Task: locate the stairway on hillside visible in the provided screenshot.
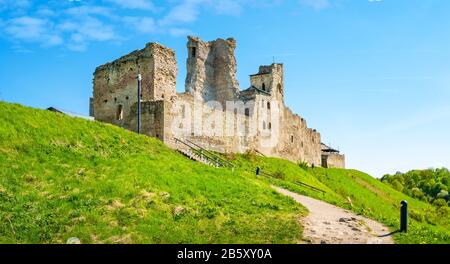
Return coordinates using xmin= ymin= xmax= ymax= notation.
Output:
xmin=174 ymin=138 xmax=234 ymax=170
xmin=177 ymin=146 xmax=219 ymax=167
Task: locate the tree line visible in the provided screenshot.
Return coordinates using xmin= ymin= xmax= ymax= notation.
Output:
xmin=381 ymin=168 xmax=450 ymax=207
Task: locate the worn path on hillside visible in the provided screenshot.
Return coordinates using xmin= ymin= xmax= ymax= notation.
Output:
xmin=273 ymin=186 xmax=394 ymax=244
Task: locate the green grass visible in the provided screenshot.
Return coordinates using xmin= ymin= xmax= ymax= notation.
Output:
xmin=2 ymin=101 xmax=449 ymax=244
xmin=308 ymin=168 xmax=450 ymax=244
xmin=228 ymin=152 xmax=450 ymax=244
xmin=0 ymin=102 xmax=305 ymax=244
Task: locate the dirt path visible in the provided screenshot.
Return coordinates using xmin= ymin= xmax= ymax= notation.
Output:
xmin=273 ymin=186 xmax=394 ymax=244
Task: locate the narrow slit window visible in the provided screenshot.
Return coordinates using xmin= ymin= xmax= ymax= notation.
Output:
xmin=116 ymin=105 xmax=123 ymax=121
xmin=181 ymin=105 xmax=186 ymax=118
xmin=290 ymin=135 xmax=294 ymax=143
xmin=267 ymin=102 xmax=271 ymax=109
xmin=191 ymin=47 xmax=196 ymax=57
xmin=245 ymin=108 xmax=250 ymax=116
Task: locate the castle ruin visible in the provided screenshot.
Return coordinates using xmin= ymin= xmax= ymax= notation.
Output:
xmin=91 ymin=36 xmax=345 ymax=168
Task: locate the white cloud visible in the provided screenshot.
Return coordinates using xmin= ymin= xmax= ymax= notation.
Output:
xmin=60 ymin=16 xmax=118 ymax=51
xmin=4 ymin=16 xmax=63 ymax=47
xmin=159 ymin=0 xmax=207 ymax=26
xmin=78 ymin=17 xmax=117 ymax=41
xmin=0 ymin=0 xmax=274 ymax=52
xmin=299 ymin=0 xmax=331 ymax=10
xmin=123 ymin=16 xmax=156 ymax=34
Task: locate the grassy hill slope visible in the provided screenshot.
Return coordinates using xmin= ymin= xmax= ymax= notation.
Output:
xmin=0 ymin=102 xmax=305 ymax=243
xmin=1 ymin=102 xmax=449 ymax=244
xmin=228 ymin=152 xmax=450 ymax=243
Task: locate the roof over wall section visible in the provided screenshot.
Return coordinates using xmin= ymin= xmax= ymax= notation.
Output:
xmin=240 ymin=86 xmax=271 ymax=96
xmin=321 ymin=143 xmax=340 ymax=153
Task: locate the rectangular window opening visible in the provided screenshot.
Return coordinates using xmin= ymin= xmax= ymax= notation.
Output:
xmin=116 ymin=105 xmax=124 ymax=121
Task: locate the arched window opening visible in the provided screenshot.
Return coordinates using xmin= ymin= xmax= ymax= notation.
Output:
xmin=191 ymin=47 xmax=196 ymax=57
xmin=268 ymin=122 xmax=272 ymax=130
xmin=267 ymin=102 xmax=271 ymax=109
xmin=277 ymin=83 xmax=282 ymax=94
xmin=262 ymin=83 xmax=266 ymax=91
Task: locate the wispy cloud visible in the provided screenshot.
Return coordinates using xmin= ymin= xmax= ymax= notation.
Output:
xmin=157 ymin=0 xmax=247 ymax=32
xmin=5 ymin=16 xmax=63 ymax=47
xmin=0 ymin=0 xmax=277 ymax=52
xmin=123 ymin=16 xmax=156 ymax=34
xmin=64 ymin=17 xmax=118 ymax=51
xmin=159 ymin=0 xmax=207 ymax=26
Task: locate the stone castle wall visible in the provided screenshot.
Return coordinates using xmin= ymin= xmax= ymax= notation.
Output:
xmin=92 ymin=36 xmax=344 ymax=168
xmin=322 ymin=153 xmax=346 ymax=168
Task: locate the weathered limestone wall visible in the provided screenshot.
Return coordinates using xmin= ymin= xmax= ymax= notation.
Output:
xmin=126 ymin=100 xmax=165 ymax=141
xmin=93 ymin=43 xmax=177 ymax=130
xmin=166 ymin=92 xmax=253 ymax=154
xmin=185 ymin=36 xmax=240 ymax=105
xmin=254 ymin=102 xmax=321 ymax=166
xmin=322 ymin=153 xmax=345 ymax=168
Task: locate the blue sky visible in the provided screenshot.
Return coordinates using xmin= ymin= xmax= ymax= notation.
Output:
xmin=1 ymin=0 xmax=449 ymax=177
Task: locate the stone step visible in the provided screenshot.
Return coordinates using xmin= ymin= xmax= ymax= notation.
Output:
xmin=176 ymin=145 xmax=224 ymax=168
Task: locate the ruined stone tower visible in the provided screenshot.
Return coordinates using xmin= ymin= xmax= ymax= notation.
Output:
xmin=92 ymin=43 xmax=177 ymax=139
xmin=249 ymin=63 xmax=284 ymax=102
xmin=185 ymin=36 xmax=240 ymax=105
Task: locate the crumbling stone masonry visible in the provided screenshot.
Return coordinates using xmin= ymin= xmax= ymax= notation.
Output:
xmin=91 ymin=36 xmax=345 ymax=168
